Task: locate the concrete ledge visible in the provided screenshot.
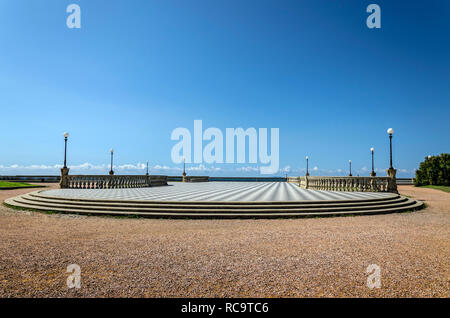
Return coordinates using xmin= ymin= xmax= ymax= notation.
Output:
xmin=0 ymin=185 xmax=46 ymax=191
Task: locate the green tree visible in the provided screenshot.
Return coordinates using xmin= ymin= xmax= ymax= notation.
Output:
xmin=415 ymin=153 xmax=450 ymax=186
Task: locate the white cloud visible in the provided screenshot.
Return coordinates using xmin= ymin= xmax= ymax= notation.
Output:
xmin=0 ymin=164 xmax=63 ymax=170
xmin=187 ymin=164 xmax=221 ymax=172
xmin=0 ymin=162 xmax=415 ymax=177
xmin=236 ymin=166 xmax=259 ymax=172
xmin=152 ymin=165 xmax=181 ymax=171
xmin=117 ymin=163 xmax=146 ymax=170
xmin=280 ymin=165 xmax=291 ymax=173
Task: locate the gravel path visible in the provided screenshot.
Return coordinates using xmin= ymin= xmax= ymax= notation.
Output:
xmin=0 ymin=185 xmax=448 ymax=297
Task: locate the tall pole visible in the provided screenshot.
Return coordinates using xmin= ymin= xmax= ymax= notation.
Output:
xmin=371 ymin=148 xmax=375 ymax=176
xmin=349 ymin=160 xmax=352 ymax=176
xmin=306 ymin=156 xmax=309 ymax=176
xmin=372 ymin=150 xmax=374 ymax=172
xmin=386 ymin=128 xmax=397 ymax=192
xmin=109 ymin=149 xmax=114 ymax=175
xmin=182 ymin=157 xmax=187 ymax=181
xmin=63 ymin=136 xmax=68 ymax=168
xmin=61 ymin=132 xmax=70 ymax=188
xmin=389 ymin=134 xmax=393 ymax=169
xmin=146 ymin=161 xmax=149 ymax=175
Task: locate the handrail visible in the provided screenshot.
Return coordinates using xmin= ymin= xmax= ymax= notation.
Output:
xmin=60 ymin=174 xmax=168 ymax=189
xmin=289 ymin=176 xmax=397 ymax=193
xmin=182 ymin=176 xmax=209 ymax=182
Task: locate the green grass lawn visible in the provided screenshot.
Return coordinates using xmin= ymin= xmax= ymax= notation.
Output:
xmin=421 ymin=185 xmax=450 ymax=193
xmin=0 ymin=181 xmax=42 ymax=189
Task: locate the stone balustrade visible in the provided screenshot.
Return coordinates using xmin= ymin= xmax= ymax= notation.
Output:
xmin=61 ymin=175 xmax=168 ymax=189
xmin=182 ymin=176 xmax=209 ymax=182
xmin=290 ymin=176 xmax=397 ymax=193
xmin=287 ymin=177 xmax=300 ymax=183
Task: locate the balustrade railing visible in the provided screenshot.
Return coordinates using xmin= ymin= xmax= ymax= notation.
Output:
xmin=60 ymin=173 xmax=396 ymax=193
xmin=287 ymin=177 xmax=300 ymax=183
xmin=61 ymin=175 xmax=168 ymax=189
xmin=182 ymin=176 xmax=209 ymax=182
xmin=294 ymin=176 xmax=397 ymax=193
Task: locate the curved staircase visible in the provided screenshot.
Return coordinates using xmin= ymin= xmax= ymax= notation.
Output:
xmin=4 ymin=190 xmax=424 ymax=219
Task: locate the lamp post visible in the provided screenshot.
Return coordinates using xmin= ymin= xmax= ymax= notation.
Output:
xmin=305 ymin=156 xmax=310 ymax=176
xmin=386 ymin=128 xmax=397 ymax=193
xmin=60 ymin=132 xmax=70 ymax=188
xmin=109 ymin=149 xmax=114 ymax=175
xmin=182 ymin=157 xmax=187 ymax=182
xmin=349 ymin=160 xmax=352 ymax=176
xmin=63 ymin=132 xmax=69 ymax=168
xmin=146 ymin=161 xmax=149 ymax=175
xmin=370 ymin=147 xmax=376 ymax=176
xmin=387 ymin=128 xmax=394 ymax=169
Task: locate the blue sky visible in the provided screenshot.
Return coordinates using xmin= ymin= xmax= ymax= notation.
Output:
xmin=0 ymin=0 xmax=449 ymax=177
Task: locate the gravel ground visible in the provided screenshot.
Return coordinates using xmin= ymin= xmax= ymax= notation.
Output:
xmin=0 ymin=185 xmax=448 ymax=298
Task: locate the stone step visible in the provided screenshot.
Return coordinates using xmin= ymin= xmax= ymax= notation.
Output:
xmin=4 ymin=196 xmax=424 ymax=219
xmin=21 ymin=193 xmax=408 ymax=210
xmin=29 ymin=191 xmax=401 ymax=205
xmin=15 ymin=196 xmax=415 ymax=213
xmin=7 ymin=194 xmax=421 ymax=215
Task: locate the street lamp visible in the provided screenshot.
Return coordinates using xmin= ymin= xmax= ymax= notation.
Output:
xmin=305 ymin=156 xmax=310 ymax=176
xmin=63 ymin=132 xmax=69 ymax=168
xmin=386 ymin=128 xmax=397 ymax=189
xmin=109 ymin=148 xmax=114 ymax=175
xmin=146 ymin=161 xmax=149 ymax=175
xmin=349 ymin=160 xmax=352 ymax=176
xmin=60 ymin=132 xmax=70 ymax=188
xmin=387 ymin=128 xmax=394 ymax=169
xmin=182 ymin=157 xmax=187 ymax=182
xmin=370 ymin=147 xmax=376 ymax=176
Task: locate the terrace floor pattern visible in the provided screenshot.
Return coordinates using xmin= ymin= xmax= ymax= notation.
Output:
xmin=41 ymin=182 xmax=393 ymax=202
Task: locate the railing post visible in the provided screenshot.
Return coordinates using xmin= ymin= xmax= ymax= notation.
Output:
xmin=60 ymin=167 xmax=70 ymax=188
xmin=386 ymin=168 xmax=398 ymax=193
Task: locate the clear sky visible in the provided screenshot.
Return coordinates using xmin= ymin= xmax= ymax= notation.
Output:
xmin=0 ymin=0 xmax=449 ymax=177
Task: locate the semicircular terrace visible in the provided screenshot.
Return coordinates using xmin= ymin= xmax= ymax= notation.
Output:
xmin=5 ymin=182 xmax=423 ymax=219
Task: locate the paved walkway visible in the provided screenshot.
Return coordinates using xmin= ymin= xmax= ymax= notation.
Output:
xmin=41 ymin=182 xmax=393 ymax=201
xmin=0 ymin=185 xmax=448 ymax=297
xmin=0 ymin=183 xmax=58 ymax=202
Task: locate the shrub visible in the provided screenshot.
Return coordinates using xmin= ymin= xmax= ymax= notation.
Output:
xmin=414 ymin=153 xmax=450 ymax=186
